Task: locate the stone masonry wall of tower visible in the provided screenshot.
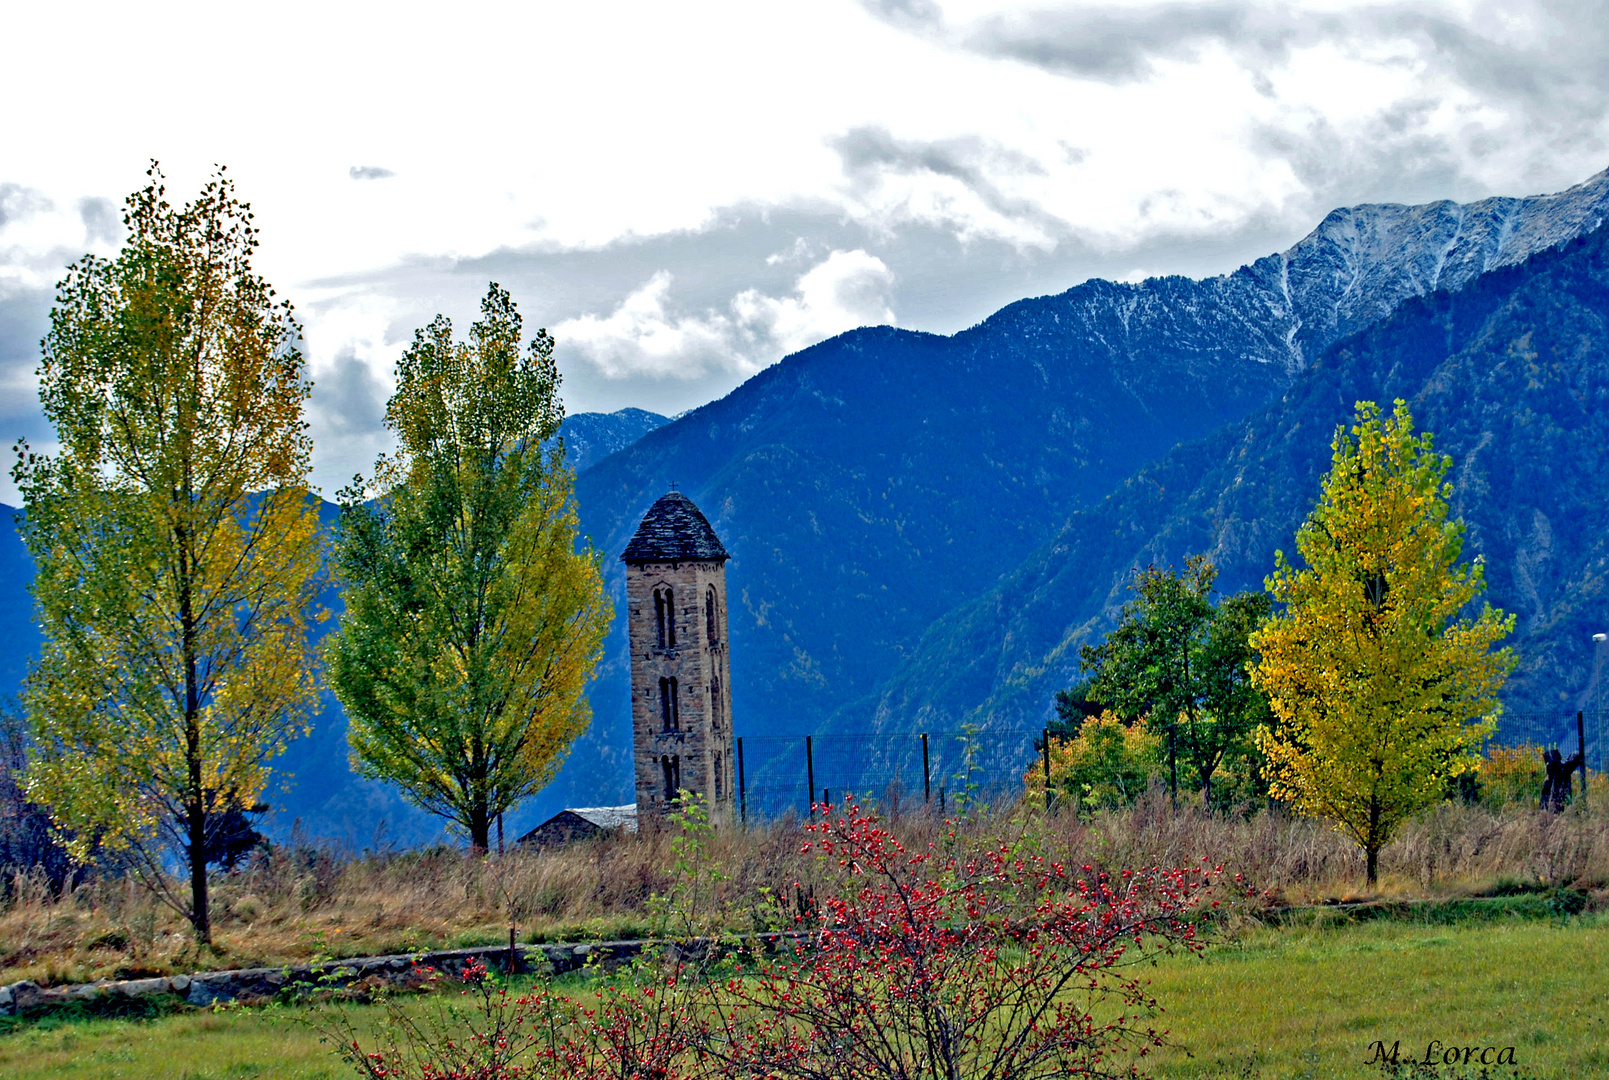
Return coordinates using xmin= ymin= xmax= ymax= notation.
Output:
xmin=625 ymin=561 xmax=735 ymax=824
xmin=621 ymin=491 xmax=735 ymax=827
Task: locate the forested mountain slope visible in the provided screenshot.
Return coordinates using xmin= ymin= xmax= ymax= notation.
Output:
xmin=557 ymin=170 xmax=1609 ymax=812
xmin=873 ymin=226 xmax=1609 ymax=744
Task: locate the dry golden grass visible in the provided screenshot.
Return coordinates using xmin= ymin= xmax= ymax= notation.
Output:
xmin=1057 ymin=777 xmax=1609 ymax=905
xmin=4 ymin=782 xmax=1608 ymax=989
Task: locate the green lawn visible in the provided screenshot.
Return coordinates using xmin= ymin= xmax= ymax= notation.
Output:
xmin=0 ymin=1008 xmax=346 ymax=1080
xmin=1 ymin=916 xmax=1603 ymax=1080
xmin=1139 ymin=915 xmax=1609 ymax=1079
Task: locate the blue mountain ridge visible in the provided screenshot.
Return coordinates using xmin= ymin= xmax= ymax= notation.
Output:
xmin=870 ymin=222 xmax=1609 ymax=766
xmin=556 ymin=168 xmax=1609 ymax=814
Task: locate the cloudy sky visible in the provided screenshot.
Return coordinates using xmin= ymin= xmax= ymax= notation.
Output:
xmin=2 ymin=0 xmax=1606 ymax=500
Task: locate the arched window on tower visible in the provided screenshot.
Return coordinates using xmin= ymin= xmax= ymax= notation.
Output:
xmin=714 ymin=751 xmax=723 ymax=800
xmin=711 ymin=677 xmax=721 ymax=732
xmin=669 ymin=678 xmax=680 ymax=730
xmin=659 ymin=677 xmax=677 ymax=732
xmin=653 ymin=588 xmax=667 ymax=647
xmin=666 ymin=587 xmax=676 ymax=646
xmin=706 ymin=586 xmax=718 ymax=645
xmin=661 ymin=755 xmax=675 ymax=803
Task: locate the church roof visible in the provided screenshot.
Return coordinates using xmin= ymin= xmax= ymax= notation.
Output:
xmin=621 ymin=490 xmax=730 ymax=563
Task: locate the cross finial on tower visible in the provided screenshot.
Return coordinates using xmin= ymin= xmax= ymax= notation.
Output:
xmin=669 ymin=480 xmax=679 ymax=492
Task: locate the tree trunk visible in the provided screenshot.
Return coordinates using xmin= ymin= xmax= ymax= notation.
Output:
xmin=188 ymin=773 xmax=210 ymax=944
xmin=185 ymin=706 xmax=211 ymax=943
xmin=1365 ymin=797 xmax=1382 ymax=888
xmin=468 ymin=803 xmax=491 ymax=853
xmin=178 ymin=529 xmax=211 ymax=945
xmin=1167 ymin=727 xmax=1178 ymax=809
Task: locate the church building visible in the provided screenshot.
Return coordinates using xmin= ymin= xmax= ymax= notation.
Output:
xmin=622 ymin=490 xmax=736 ymax=825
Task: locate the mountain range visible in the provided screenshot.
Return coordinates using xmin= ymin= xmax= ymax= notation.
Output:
xmin=561 ymin=167 xmax=1609 ymax=810
xmin=873 ymin=223 xmax=1609 ymax=745
xmin=4 ymin=168 xmax=1608 ymax=838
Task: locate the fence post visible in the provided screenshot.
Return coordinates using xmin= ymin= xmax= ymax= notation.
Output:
xmin=921 ymin=733 xmax=930 ymax=803
xmin=806 ymin=735 xmax=815 ymax=819
xmin=737 ymin=737 xmax=746 ymax=826
xmin=1580 ymin=712 xmax=1590 ymax=805
xmin=1042 ymin=727 xmax=1053 ymax=812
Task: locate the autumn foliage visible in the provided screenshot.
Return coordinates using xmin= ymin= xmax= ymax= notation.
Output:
xmin=14 ymin=164 xmax=323 ymax=944
xmin=1252 ymin=400 xmax=1514 ymax=885
xmin=326 ymin=284 xmax=611 ymax=852
xmin=1027 ymin=713 xmax=1161 ymax=814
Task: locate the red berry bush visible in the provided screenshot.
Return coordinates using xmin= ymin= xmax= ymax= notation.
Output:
xmin=319 ymin=799 xmax=1220 ymax=1080
xmin=706 ymin=800 xmax=1220 ymax=1079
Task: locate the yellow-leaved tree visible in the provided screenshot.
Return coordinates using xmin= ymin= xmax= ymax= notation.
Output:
xmin=326 ymin=284 xmax=611 ymax=851
xmin=13 ymin=165 xmax=323 ymax=943
xmin=1251 ymin=400 xmax=1514 ymax=886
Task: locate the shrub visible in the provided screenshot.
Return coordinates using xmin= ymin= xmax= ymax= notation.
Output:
xmin=319 ymin=800 xmax=1222 ymax=1080
xmin=1031 ymin=713 xmax=1162 ymax=814
xmin=710 ymin=799 xmax=1223 ymax=1080
xmin=1477 ymin=744 xmax=1545 ymax=808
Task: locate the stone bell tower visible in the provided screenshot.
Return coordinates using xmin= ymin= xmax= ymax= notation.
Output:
xmin=622 ymin=490 xmax=736 ymax=825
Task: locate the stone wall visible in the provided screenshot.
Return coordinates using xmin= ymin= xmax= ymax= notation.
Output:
xmin=0 ymin=932 xmax=804 ymax=1018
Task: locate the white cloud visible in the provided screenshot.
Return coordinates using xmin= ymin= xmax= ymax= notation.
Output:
xmin=556 ymin=250 xmax=896 ymax=381
xmin=0 ymin=184 xmax=121 ymax=295
xmin=4 ymin=0 xmax=1608 ymax=476
xmin=733 ymin=249 xmax=897 ymax=358
xmin=13 ymin=0 xmax=1598 ymax=297
xmin=766 ymin=237 xmax=816 ymax=266
xmin=555 ymin=273 xmax=736 ymax=380
xmin=301 ymin=291 xmax=406 ymax=490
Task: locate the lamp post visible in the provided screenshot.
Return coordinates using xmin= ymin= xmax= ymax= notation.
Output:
xmin=1594 ymin=634 xmax=1607 ymax=775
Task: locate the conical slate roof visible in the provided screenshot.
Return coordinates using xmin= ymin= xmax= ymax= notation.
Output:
xmin=621 ymin=491 xmax=730 ymax=563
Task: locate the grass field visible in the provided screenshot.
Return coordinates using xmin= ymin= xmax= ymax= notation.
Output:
xmin=1 ymin=912 xmax=1602 ymax=1080
xmin=1143 ymin=914 xmax=1609 ymax=1079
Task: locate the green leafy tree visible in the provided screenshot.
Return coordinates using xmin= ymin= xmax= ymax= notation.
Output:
xmin=1251 ymin=400 xmax=1514 ymax=885
xmin=1079 ymin=556 xmax=1268 ymax=804
xmin=1198 ymin=590 xmax=1274 ymax=801
xmin=13 ymin=165 xmax=322 ymax=943
xmin=326 ymin=284 xmax=611 ymax=851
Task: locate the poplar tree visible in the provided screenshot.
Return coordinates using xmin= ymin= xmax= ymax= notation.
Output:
xmin=326 ymin=284 xmax=610 ymax=850
xmin=1251 ymin=400 xmax=1514 ymax=885
xmin=13 ymin=165 xmax=323 ymax=943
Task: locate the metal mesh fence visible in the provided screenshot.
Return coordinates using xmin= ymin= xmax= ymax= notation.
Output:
xmin=1494 ymin=710 xmax=1607 ymax=771
xmin=733 ymin=728 xmax=1043 ymax=822
xmin=726 ymin=711 xmax=1609 ymax=823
